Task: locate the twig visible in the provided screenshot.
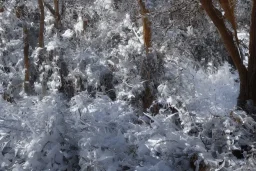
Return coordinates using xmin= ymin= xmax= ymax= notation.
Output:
xmin=132 ymin=27 xmax=143 ymax=44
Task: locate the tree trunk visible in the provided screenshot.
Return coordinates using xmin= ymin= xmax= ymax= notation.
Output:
xmin=248 ymin=0 xmax=256 ymax=105
xmin=138 ymin=0 xmax=155 ymax=111
xmin=54 ymin=0 xmax=61 ymax=30
xmin=200 ymin=0 xmax=249 ymax=106
xmin=23 ymin=25 xmax=30 ymax=94
xmin=38 ymin=0 xmax=44 ymax=47
xmin=138 ymin=0 xmax=151 ymax=54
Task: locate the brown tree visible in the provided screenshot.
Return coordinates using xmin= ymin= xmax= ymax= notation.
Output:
xmin=138 ymin=0 xmax=155 ymax=111
xmin=54 ymin=0 xmax=61 ymax=30
xmin=45 ymin=0 xmax=61 ymax=30
xmin=38 ymin=0 xmax=44 ymax=47
xmin=16 ymin=5 xmax=33 ymax=94
xmin=200 ymin=0 xmax=256 ymax=108
xmin=138 ymin=0 xmax=152 ymax=54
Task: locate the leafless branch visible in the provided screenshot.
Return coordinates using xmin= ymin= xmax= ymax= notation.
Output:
xmin=44 ymin=2 xmax=55 ymax=16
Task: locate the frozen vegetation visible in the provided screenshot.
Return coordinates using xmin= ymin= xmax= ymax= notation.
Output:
xmin=0 ymin=0 xmax=256 ymax=170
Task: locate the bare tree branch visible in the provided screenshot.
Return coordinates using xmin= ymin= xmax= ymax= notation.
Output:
xmin=44 ymin=2 xmax=55 ymax=16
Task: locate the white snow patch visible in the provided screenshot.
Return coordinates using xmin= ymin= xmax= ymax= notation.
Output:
xmin=62 ymin=29 xmax=74 ymax=39
xmin=74 ymin=16 xmax=84 ymax=36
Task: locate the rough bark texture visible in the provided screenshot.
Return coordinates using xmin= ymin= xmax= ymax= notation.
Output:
xmin=54 ymin=0 xmax=61 ymax=30
xmin=16 ymin=5 xmax=34 ymax=94
xmin=200 ymin=0 xmax=249 ymax=106
xmin=248 ymin=0 xmax=256 ymax=105
xmin=138 ymin=0 xmax=155 ymax=111
xmin=218 ymin=0 xmax=241 ymax=55
xmin=138 ymin=0 xmax=151 ymax=54
xmin=38 ymin=0 xmax=44 ymax=47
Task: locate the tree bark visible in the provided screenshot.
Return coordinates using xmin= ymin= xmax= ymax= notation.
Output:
xmin=138 ymin=0 xmax=156 ymax=111
xmin=16 ymin=4 xmax=33 ymax=94
xmin=200 ymin=0 xmax=248 ymax=106
xmin=23 ymin=25 xmax=30 ymax=94
xmin=38 ymin=0 xmax=44 ymax=47
xmin=248 ymin=0 xmax=256 ymax=105
xmin=54 ymin=0 xmax=61 ymax=30
xmin=138 ymin=0 xmax=151 ymax=54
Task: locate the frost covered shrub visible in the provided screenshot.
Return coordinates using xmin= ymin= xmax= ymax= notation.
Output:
xmin=0 ymin=10 xmax=25 ymax=97
xmin=157 ymin=61 xmax=239 ymax=116
xmin=0 ymin=0 xmax=255 ymax=171
xmin=197 ymin=110 xmax=256 ymax=170
xmin=1 ymin=91 xmax=255 ymax=171
xmin=0 ymin=93 xmax=80 ymax=170
xmin=70 ymin=92 xmax=229 ymax=170
xmin=70 ymin=93 xmax=137 ymax=170
xmin=149 ymin=0 xmax=228 ymax=70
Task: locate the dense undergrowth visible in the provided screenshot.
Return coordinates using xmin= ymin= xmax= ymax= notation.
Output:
xmin=1 ymin=64 xmax=256 ymax=171
xmin=0 ymin=0 xmax=256 ymax=170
